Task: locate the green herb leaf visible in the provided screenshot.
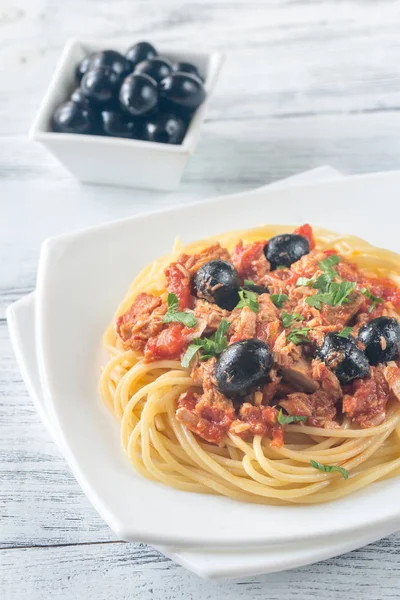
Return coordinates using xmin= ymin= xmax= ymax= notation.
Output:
xmin=360 ymin=287 xmax=384 ymax=313
xmin=287 ymin=327 xmax=310 ymax=345
xmin=281 ymin=311 xmax=304 ymax=328
xmin=181 ymin=319 xmax=230 ymax=368
xmin=235 ymin=289 xmax=259 ymax=313
xmin=312 ymin=273 xmax=332 ymax=293
xmin=244 ymin=279 xmax=256 ymax=286
xmin=296 ymin=277 xmax=313 ymax=287
xmin=213 ymin=318 xmax=230 ymax=350
xmin=181 ymin=344 xmax=202 ymax=368
xmin=337 ymin=326 xmax=353 ymax=338
xmin=306 ymin=281 xmax=356 ymax=310
xmin=270 ymin=293 xmax=289 ymax=308
xmin=163 ymin=293 xmax=197 ymax=327
xmin=310 ymin=460 xmax=349 ymax=479
xmin=319 ymin=255 xmax=341 ymax=278
xmin=277 ymin=409 xmax=307 ymax=425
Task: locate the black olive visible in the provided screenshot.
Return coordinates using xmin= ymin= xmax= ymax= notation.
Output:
xmin=51 ymin=101 xmax=98 ymax=134
xmin=319 ymin=333 xmax=370 ymax=384
xmin=90 ymin=50 xmax=132 ymax=78
xmin=215 ymin=339 xmax=273 ymax=397
xmin=358 ymin=317 xmax=400 ymax=365
xmin=135 ymin=57 xmax=172 ymax=83
xmin=119 ymin=73 xmax=158 ymax=116
xmin=81 ymin=67 xmax=121 ymax=106
xmin=101 ymin=110 xmax=141 ymax=139
xmin=125 ymin=41 xmax=158 ymax=68
xmin=264 ymin=234 xmax=310 ymax=270
xmin=143 ymin=111 xmax=187 ymax=145
xmin=70 ymin=87 xmax=91 ymax=106
xmin=159 ymin=72 xmax=206 ymax=109
xmin=75 ymin=54 xmax=94 ymax=82
xmin=242 ymin=283 xmax=269 ymax=295
xmin=193 ymin=260 xmax=240 ymax=310
xmin=172 ymin=61 xmax=203 ymax=81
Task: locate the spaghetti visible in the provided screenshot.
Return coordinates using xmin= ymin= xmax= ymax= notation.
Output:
xmin=99 ymin=225 xmax=400 ymax=504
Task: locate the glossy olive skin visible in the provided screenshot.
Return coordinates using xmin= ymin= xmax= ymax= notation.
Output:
xmin=90 ymin=50 xmax=131 ymax=77
xmin=142 ymin=112 xmax=187 ymax=144
xmin=125 ymin=41 xmax=157 ymax=68
xmin=265 ymin=234 xmax=310 ymax=270
xmin=135 ymin=57 xmax=172 ymax=83
xmin=194 ymin=260 xmax=240 ymax=310
xmin=81 ymin=67 xmax=120 ymax=105
xmin=101 ymin=110 xmax=141 ymax=139
xmin=119 ymin=73 xmax=158 ymax=116
xmin=172 ymin=61 xmax=203 ymax=80
xmin=70 ymin=87 xmax=91 ymax=106
xmin=75 ymin=54 xmax=93 ymax=82
xmin=51 ymin=101 xmax=98 ymax=134
xmin=319 ymin=333 xmax=370 ymax=384
xmin=358 ymin=317 xmax=400 ymax=365
xmin=159 ymin=72 xmax=206 ymax=109
xmin=215 ymin=339 xmax=273 ymax=397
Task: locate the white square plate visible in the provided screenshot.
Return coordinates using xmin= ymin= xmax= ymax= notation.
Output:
xmin=35 ymin=169 xmax=400 ymax=548
xmin=8 ymin=290 xmax=395 ymax=580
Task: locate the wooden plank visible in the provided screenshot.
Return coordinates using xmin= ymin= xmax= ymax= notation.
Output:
xmin=2 ymin=536 xmax=400 ymax=600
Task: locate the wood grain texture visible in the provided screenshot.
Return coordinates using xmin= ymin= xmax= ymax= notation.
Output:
xmin=2 ymin=0 xmax=400 ymax=597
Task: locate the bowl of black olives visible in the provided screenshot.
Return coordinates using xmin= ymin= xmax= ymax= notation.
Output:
xmin=30 ymin=38 xmax=224 ymax=190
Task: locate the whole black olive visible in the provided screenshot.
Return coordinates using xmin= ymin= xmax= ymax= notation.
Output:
xmin=75 ymin=54 xmax=94 ymax=82
xmin=101 ymin=110 xmax=141 ymax=139
xmin=194 ymin=260 xmax=240 ymax=310
xmin=358 ymin=317 xmax=400 ymax=365
xmin=172 ymin=61 xmax=203 ymax=81
xmin=215 ymin=339 xmax=273 ymax=397
xmin=135 ymin=57 xmax=172 ymax=83
xmin=319 ymin=333 xmax=370 ymax=384
xmin=119 ymin=73 xmax=158 ymax=116
xmin=264 ymin=234 xmax=310 ymax=270
xmin=90 ymin=50 xmax=132 ymax=78
xmin=70 ymin=87 xmax=91 ymax=106
xmin=142 ymin=112 xmax=187 ymax=144
xmin=125 ymin=41 xmax=157 ymax=68
xmin=159 ymin=72 xmax=206 ymax=109
xmin=81 ymin=67 xmax=120 ymax=106
xmin=51 ymin=101 xmax=98 ymax=135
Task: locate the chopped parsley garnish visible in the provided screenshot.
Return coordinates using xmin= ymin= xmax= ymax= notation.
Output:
xmin=235 ymin=288 xmax=259 ymax=313
xmin=281 ymin=311 xmax=304 ymax=328
xmin=163 ymin=293 xmax=197 ymax=327
xmin=337 ymin=326 xmax=353 ymax=338
xmin=181 ymin=319 xmax=230 ymax=368
xmin=244 ymin=279 xmax=256 ymax=286
xmin=312 ymin=273 xmax=332 ymax=293
xmin=287 ymin=327 xmax=310 ymax=345
xmin=310 ymin=460 xmax=349 ymax=480
xmin=319 ymin=254 xmax=341 ymax=278
xmin=306 ymin=281 xmax=356 ymax=310
xmin=270 ymin=293 xmax=289 ymax=308
xmin=296 ymin=277 xmax=313 ymax=287
xmin=277 ymin=410 xmax=307 ymax=425
xmin=360 ymin=287 xmax=384 ymax=313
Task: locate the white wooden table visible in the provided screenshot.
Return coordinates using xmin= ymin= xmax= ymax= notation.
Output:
xmin=2 ymin=1 xmax=400 ymax=598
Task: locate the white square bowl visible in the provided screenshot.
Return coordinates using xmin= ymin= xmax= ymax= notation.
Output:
xmin=33 ymin=170 xmax=400 ymax=549
xmin=29 ymin=38 xmax=224 ymax=191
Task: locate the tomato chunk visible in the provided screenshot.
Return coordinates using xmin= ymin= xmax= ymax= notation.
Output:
xmin=165 ymin=263 xmax=192 ymax=310
xmin=145 ymin=324 xmax=186 ymax=361
xmin=294 ymin=224 xmax=315 ymax=251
